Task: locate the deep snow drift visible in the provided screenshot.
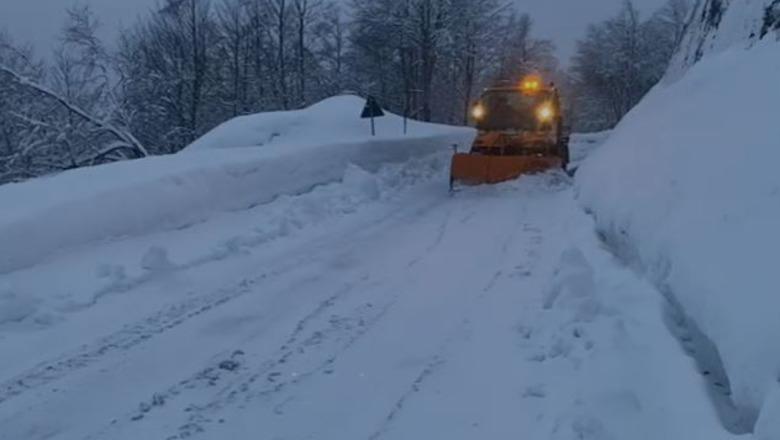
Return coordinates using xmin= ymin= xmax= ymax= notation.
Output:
xmin=0 ymin=96 xmax=473 ymax=276
xmin=578 ymin=28 xmax=780 ymax=440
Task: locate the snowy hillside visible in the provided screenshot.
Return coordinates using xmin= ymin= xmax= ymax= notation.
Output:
xmin=578 ymin=2 xmax=780 ymax=437
xmin=0 ymin=96 xmax=473 ymax=275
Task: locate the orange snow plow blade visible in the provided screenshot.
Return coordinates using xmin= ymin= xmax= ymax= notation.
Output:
xmin=450 ymin=153 xmax=562 ymax=186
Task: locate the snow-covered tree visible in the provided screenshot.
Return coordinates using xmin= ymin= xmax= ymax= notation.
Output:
xmin=491 ymin=12 xmax=557 ymax=83
xmin=215 ymin=0 xmax=252 ymax=118
xmin=570 ymin=0 xmax=692 ymax=131
xmin=441 ymin=0 xmax=506 ymax=124
xmin=120 ymin=0 xmax=217 ymax=150
xmin=0 ymin=7 xmax=146 ymax=184
xmin=0 ymin=31 xmax=47 ymax=183
xmin=312 ymin=3 xmax=349 ymax=97
xmin=654 ymin=0 xmax=693 ymax=47
xmin=349 ymin=1 xmax=557 ymax=124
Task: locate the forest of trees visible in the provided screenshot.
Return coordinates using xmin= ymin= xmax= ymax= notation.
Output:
xmin=0 ymin=0 xmax=689 ymax=184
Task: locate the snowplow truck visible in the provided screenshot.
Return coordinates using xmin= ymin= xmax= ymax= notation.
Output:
xmin=450 ymin=77 xmax=569 ymax=189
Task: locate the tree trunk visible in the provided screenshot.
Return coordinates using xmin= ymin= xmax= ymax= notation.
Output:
xmin=277 ymin=0 xmax=289 ymax=109
xmin=189 ymin=0 xmax=203 ymax=141
xmin=296 ymin=0 xmax=307 ymax=107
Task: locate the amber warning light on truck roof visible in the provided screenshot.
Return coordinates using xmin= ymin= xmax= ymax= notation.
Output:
xmin=520 ymin=76 xmax=542 ymax=92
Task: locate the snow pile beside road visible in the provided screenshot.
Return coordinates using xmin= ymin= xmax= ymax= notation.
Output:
xmin=568 ymin=131 xmax=610 ymax=171
xmin=0 ymin=152 xmax=451 ymax=330
xmin=0 ymin=96 xmax=474 ymax=274
xmin=185 ymin=95 xmax=449 ymax=152
xmin=577 ymin=40 xmax=780 ymax=433
xmin=534 ymin=193 xmax=736 ymax=440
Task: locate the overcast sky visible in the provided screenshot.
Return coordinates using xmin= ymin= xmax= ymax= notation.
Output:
xmin=0 ymin=0 xmax=668 ymax=64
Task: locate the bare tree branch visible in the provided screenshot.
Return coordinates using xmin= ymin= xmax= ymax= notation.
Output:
xmin=0 ymin=63 xmax=148 ymax=157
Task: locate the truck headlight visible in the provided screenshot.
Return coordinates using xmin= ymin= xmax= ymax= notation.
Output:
xmin=537 ymin=103 xmax=554 ymax=122
xmin=472 ymin=104 xmax=486 ymax=120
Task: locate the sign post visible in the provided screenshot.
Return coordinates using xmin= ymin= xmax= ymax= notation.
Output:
xmin=403 ymin=89 xmax=422 ymax=135
xmin=361 ymin=96 xmax=385 ymax=136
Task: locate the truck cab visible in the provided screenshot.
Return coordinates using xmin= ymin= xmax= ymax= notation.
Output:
xmin=470 ymin=78 xmax=566 ymax=158
xmin=449 ymin=76 xmax=570 ymax=189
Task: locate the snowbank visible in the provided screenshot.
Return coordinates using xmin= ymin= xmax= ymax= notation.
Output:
xmin=0 ymin=96 xmax=474 ymax=274
xmin=568 ymin=131 xmax=610 ymax=170
xmin=577 ymin=40 xmax=780 ymax=432
xmin=185 ymin=95 xmax=441 ymax=152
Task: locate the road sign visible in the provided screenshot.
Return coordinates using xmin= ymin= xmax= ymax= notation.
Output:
xmin=361 ymin=96 xmax=384 ymax=136
xmin=361 ymin=96 xmax=385 ymax=119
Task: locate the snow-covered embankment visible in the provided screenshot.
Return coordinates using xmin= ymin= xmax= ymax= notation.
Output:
xmin=577 ymin=1 xmax=780 ymax=436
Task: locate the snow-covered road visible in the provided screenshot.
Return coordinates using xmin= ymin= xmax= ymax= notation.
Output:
xmin=0 ymin=153 xmax=736 ymax=440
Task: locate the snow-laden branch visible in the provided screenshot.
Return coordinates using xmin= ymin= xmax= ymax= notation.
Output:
xmin=1 ymin=135 xmax=51 ymax=168
xmin=80 ymin=141 xmax=137 ymax=166
xmin=0 ymin=63 xmax=149 ymax=157
xmin=9 ymin=111 xmax=53 ymax=130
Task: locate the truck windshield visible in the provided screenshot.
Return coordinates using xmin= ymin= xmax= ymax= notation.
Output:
xmin=477 ymin=90 xmax=550 ymax=131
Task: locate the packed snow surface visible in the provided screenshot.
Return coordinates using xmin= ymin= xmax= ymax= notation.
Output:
xmin=578 ymin=40 xmax=780 ymax=435
xmin=0 ymin=160 xmax=736 ymax=440
xmin=0 ymin=96 xmax=473 ymax=275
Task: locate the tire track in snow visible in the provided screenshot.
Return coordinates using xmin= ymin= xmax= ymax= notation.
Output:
xmin=87 ymin=178 xmax=561 ymax=439
xmin=155 ymin=178 xmax=557 ymax=440
xmin=78 ymin=268 xmax=390 ymax=440
xmin=366 ymin=314 xmax=479 ymax=440
xmin=93 ymin=279 xmax=371 ymax=436
xmin=406 ymin=209 xmax=452 ymax=269
xmin=367 ymin=195 xmax=551 ymax=440
xmin=105 ymin=206 xmax=452 ymax=438
xmin=368 ymin=355 xmax=447 ymax=440
xmin=405 ymin=192 xmax=485 ymax=269
xmin=168 ymin=285 xmax=403 ymax=439
xmin=152 ymin=201 xmax=466 ymax=439
xmin=0 ymin=274 xmax=272 ymax=407
xmin=0 ymin=184 xmax=451 ymax=410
